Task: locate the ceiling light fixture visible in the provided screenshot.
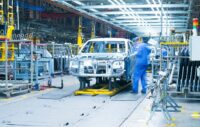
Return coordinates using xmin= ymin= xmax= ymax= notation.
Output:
xmin=117 ymin=0 xmax=151 ymax=27
xmin=108 ymin=0 xmax=140 ymax=27
xmin=73 ymin=0 xmax=84 ymax=6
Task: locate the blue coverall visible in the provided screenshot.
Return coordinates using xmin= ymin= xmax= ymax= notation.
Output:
xmin=132 ymin=43 xmax=151 ymax=93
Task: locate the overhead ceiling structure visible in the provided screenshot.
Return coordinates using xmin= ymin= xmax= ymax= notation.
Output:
xmin=52 ymin=0 xmax=193 ymax=36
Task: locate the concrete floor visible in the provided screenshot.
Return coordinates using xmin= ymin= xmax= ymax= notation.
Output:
xmin=0 ymin=76 xmax=200 ymax=127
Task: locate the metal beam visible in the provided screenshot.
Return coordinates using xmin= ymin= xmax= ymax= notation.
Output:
xmin=114 ymin=16 xmax=188 ymax=20
xmin=132 ymin=28 xmax=187 ymax=30
xmin=64 ymin=0 xmax=132 ymax=2
xmin=125 ymin=24 xmax=186 ymax=27
xmin=94 ymin=11 xmax=188 ymax=15
xmin=78 ymin=4 xmax=189 ymax=9
xmin=115 ymin=20 xmax=187 ymax=23
xmin=54 ymin=1 xmax=134 ymax=33
xmin=119 ymin=24 xmax=187 ymax=27
xmin=53 ymin=0 xmax=190 ymax=36
xmin=127 ymin=26 xmax=186 ymax=28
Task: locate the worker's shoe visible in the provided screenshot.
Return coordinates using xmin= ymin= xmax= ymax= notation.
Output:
xmin=131 ymin=90 xmax=138 ymax=94
xmin=141 ymin=90 xmax=146 ymax=94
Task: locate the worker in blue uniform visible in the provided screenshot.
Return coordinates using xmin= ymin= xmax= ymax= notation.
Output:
xmin=132 ymin=37 xmax=151 ymax=94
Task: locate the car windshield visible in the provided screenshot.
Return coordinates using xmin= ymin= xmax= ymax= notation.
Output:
xmin=81 ymin=41 xmax=126 ymax=53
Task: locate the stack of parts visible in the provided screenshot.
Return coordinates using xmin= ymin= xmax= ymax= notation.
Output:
xmin=177 ymin=48 xmax=200 ymax=93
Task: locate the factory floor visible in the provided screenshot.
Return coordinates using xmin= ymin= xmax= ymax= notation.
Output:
xmin=0 ymin=76 xmax=199 ymax=127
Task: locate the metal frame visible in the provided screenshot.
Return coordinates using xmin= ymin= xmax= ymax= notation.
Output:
xmin=0 ymin=40 xmax=33 ymax=97
xmin=69 ymin=38 xmax=130 ymax=78
xmin=153 ymin=41 xmax=200 ymax=99
xmin=70 ymin=38 xmax=134 ymax=95
xmin=77 ymin=4 xmax=189 ymax=9
xmin=52 ymin=0 xmax=192 ymax=36
xmin=32 ymin=44 xmax=53 ymax=90
xmin=13 ymin=43 xmax=53 ymax=90
xmin=147 ymin=71 xmax=181 ymax=124
xmin=47 ymin=43 xmax=72 ymax=75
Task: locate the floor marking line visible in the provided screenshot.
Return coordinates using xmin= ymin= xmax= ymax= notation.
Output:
xmin=118 ymin=94 xmax=148 ymax=127
xmin=0 ymin=88 xmax=54 ymax=106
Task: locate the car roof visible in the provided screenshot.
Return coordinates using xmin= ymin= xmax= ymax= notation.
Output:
xmin=88 ymin=38 xmax=130 ymax=42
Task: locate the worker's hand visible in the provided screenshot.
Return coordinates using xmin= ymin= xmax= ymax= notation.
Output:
xmin=129 ymin=51 xmax=137 ymax=58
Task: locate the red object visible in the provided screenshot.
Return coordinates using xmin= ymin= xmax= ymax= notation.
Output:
xmin=193 ymin=18 xmax=199 ymax=26
xmin=193 ymin=18 xmax=198 ymax=22
xmin=0 ymin=38 xmax=10 ymax=41
xmin=41 ymin=12 xmax=77 ymax=19
xmin=117 ymin=31 xmax=126 ymax=37
xmin=40 ymin=85 xmax=48 ymax=90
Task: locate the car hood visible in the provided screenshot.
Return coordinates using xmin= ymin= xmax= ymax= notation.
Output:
xmin=75 ymin=53 xmax=126 ymax=60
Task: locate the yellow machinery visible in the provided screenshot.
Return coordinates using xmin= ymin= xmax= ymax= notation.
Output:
xmin=160 ymin=42 xmax=188 ymax=46
xmin=91 ymin=21 xmax=95 ymax=39
xmin=89 ymin=21 xmax=96 ymax=53
xmin=0 ymin=0 xmax=15 ymax=61
xmin=77 ymin=16 xmax=83 ymax=48
xmin=0 ymin=0 xmax=4 ymax=25
xmin=74 ymin=83 xmax=131 ymax=96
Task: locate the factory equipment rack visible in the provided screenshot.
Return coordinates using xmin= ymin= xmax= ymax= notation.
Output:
xmin=14 ymin=43 xmax=53 ymax=90
xmin=151 ymin=54 xmax=160 ymax=79
xmin=0 ymin=39 xmax=33 ymax=97
xmin=68 ymin=43 xmax=79 ymax=56
xmin=156 ymin=41 xmax=200 ymax=99
xmin=47 ymin=43 xmax=72 ymax=76
xmin=147 ymin=42 xmax=187 ymax=124
xmin=148 ymin=70 xmax=181 ymax=124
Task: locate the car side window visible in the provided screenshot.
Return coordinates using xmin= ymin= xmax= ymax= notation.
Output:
xmin=129 ymin=41 xmax=134 ymax=47
xmin=127 ymin=41 xmax=132 ymax=54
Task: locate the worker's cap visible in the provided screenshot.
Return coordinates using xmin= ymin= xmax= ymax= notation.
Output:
xmin=132 ymin=37 xmax=140 ymax=42
xmin=143 ymin=37 xmax=150 ymax=43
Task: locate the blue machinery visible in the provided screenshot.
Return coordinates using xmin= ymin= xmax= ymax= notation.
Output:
xmin=0 ymin=0 xmax=35 ymax=97
xmin=47 ymin=43 xmax=72 ymax=76
xmin=0 ymin=40 xmax=33 ymax=97
xmin=0 ymin=41 xmax=79 ymax=97
xmin=157 ymin=42 xmax=200 ymax=98
xmin=14 ymin=43 xmax=53 ymax=90
xmin=148 ymin=40 xmax=200 ymax=124
xmin=147 ymin=70 xmax=181 ymax=124
xmin=0 ymin=40 xmax=54 ymax=97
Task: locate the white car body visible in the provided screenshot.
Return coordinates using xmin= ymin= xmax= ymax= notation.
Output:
xmin=69 ymin=38 xmax=134 ymax=80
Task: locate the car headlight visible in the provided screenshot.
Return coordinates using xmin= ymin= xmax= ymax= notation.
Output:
xmin=79 ymin=61 xmax=84 ymax=71
xmin=112 ymin=61 xmax=124 ymax=69
xmin=83 ymin=60 xmax=93 ymax=67
xmin=70 ymin=60 xmax=79 ymax=68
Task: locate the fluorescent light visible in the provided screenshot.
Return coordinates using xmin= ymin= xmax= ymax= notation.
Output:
xmin=73 ymin=1 xmax=105 ymax=16
xmin=117 ymin=0 xmax=148 ymax=26
xmin=90 ymin=9 xmax=98 ymax=12
xmin=73 ymin=0 xmax=84 ymax=6
xmin=152 ymin=0 xmax=161 ymax=15
xmin=109 ymin=0 xmax=139 ymax=23
xmin=146 ymin=0 xmax=159 ymax=18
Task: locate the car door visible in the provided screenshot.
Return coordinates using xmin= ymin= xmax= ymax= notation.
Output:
xmin=125 ymin=41 xmax=135 ymax=81
xmin=65 ymin=45 xmax=73 ymax=73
